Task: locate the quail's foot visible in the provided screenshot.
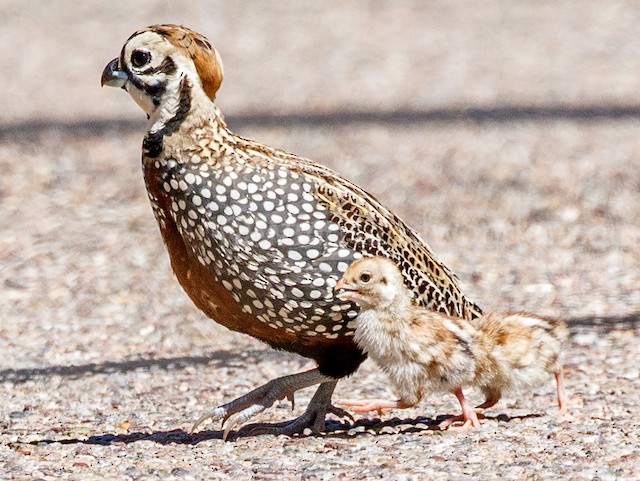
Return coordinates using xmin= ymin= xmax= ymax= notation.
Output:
xmin=191 ymin=368 xmax=338 ymax=440
xmin=240 ymin=380 xmax=354 ymax=437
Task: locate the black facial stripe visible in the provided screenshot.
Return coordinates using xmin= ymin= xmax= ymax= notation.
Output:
xmin=147 ymin=81 xmax=167 ymax=107
xmin=119 ymin=45 xmax=126 ymax=71
xmin=143 ymin=75 xmax=192 ymax=158
xmin=140 ymin=57 xmax=176 ymax=76
xmin=123 ymin=64 xmax=167 ymax=107
xmin=126 ymin=58 xmax=175 ymax=107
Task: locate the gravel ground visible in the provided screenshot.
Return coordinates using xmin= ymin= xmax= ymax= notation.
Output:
xmin=1 ymin=2 xmax=640 ymax=480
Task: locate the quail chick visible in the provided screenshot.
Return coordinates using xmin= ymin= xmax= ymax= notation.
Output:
xmin=101 ymin=24 xmax=482 ymax=437
xmin=335 ymin=256 xmax=569 ymax=429
xmin=335 ymin=256 xmax=483 ymax=429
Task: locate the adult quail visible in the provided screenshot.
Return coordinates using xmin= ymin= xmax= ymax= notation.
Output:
xmin=101 ymin=24 xmax=482 ymax=438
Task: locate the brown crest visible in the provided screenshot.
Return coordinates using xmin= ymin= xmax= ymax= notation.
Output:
xmin=149 ymin=24 xmax=224 ymax=99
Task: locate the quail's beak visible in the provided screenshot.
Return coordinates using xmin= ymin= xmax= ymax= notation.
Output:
xmin=101 ymin=58 xmax=128 ymax=88
xmin=334 ymin=278 xmax=356 ymax=301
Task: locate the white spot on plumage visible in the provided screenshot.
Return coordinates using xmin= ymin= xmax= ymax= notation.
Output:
xmin=287 ymin=250 xmax=303 ymax=261
xmin=319 ymin=263 xmax=332 ymax=273
xmin=264 ymin=201 xmax=275 ymax=211
xmin=309 ymin=289 xmax=323 ymax=299
xmin=255 ymin=219 xmax=267 ymax=230
xmin=259 ymin=239 xmax=271 ymax=250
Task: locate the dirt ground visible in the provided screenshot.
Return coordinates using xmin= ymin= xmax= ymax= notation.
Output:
xmin=1 ymin=1 xmax=639 ymax=480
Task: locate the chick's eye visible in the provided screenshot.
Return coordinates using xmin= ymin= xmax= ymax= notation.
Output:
xmin=131 ymin=49 xmax=151 ymax=68
xmin=359 ymin=272 xmax=371 ymax=283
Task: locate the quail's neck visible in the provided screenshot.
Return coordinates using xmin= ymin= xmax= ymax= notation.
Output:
xmin=145 ymin=76 xmax=228 ymax=138
xmin=143 ymin=79 xmax=238 ymax=164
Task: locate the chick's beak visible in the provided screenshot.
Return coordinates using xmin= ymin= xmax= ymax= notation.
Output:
xmin=101 ymin=58 xmax=128 ymax=88
xmin=334 ymin=277 xmax=355 ymax=301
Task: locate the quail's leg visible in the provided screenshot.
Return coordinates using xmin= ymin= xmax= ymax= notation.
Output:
xmin=242 ymin=380 xmax=354 ymax=437
xmin=440 ymin=387 xmax=482 ymax=431
xmin=191 ymin=368 xmax=334 ymax=439
xmin=338 ymin=398 xmax=412 ymax=417
xmin=555 ymin=368 xmax=568 ymax=416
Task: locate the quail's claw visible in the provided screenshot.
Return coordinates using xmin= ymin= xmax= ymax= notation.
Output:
xmin=221 ymin=403 xmax=269 ymax=440
xmin=285 ymin=388 xmax=296 ymax=410
xmin=190 ymin=406 xmax=226 ymax=434
xmin=445 ymin=419 xmax=477 ymax=431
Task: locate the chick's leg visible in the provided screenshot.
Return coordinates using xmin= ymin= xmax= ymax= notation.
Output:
xmin=441 ymin=387 xmax=482 ymax=431
xmin=338 ymin=398 xmax=413 ymax=417
xmin=555 ymin=368 xmax=568 ymax=416
xmin=475 ymin=393 xmax=501 ymax=411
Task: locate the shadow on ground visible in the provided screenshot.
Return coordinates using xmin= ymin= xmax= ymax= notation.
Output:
xmin=564 ymin=312 xmax=640 ymax=331
xmin=23 ymin=412 xmax=543 ymax=446
xmin=0 ymin=349 xmax=287 ymax=385
xmin=4 ymin=103 xmax=640 ymax=140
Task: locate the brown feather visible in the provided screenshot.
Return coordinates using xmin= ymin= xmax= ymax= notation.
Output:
xmin=153 ymin=24 xmax=224 ymax=99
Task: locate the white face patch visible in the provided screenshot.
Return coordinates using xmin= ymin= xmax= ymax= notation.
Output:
xmin=121 ymin=30 xmax=204 ymax=130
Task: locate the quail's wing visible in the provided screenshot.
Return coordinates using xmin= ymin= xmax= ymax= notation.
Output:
xmin=291 ymin=156 xmax=483 ymax=320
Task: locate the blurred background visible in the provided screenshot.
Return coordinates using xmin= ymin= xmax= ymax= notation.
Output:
xmin=5 ymin=2 xmax=640 ymax=121
xmin=1 ymin=2 xmax=639 ymax=476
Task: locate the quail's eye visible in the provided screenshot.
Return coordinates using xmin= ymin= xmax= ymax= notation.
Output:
xmin=359 ymin=272 xmax=372 ymax=283
xmin=131 ymin=49 xmax=151 ymax=68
